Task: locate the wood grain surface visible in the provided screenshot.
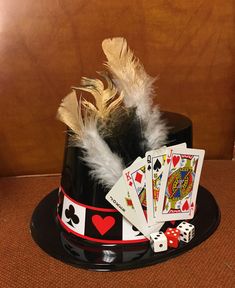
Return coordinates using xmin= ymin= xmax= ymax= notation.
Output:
xmin=0 ymin=0 xmax=234 ymax=176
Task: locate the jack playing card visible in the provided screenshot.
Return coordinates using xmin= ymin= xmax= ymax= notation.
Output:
xmin=145 ymin=143 xmax=187 ymax=225
xmin=155 ymin=147 xmax=205 ymax=221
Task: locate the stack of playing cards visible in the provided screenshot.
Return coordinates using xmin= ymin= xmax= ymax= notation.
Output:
xmin=105 ymin=143 xmax=205 ymax=241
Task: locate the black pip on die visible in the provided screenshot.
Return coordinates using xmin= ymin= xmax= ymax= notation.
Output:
xmin=177 ymin=221 xmax=195 ymax=243
xmin=150 ymin=231 xmax=168 ymax=253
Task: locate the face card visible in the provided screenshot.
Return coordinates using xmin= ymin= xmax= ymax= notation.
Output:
xmin=106 ymin=158 xmax=164 ymax=238
xmin=155 ymin=147 xmax=205 ymax=221
xmin=123 ymin=158 xmax=147 ymax=223
xmin=106 ymin=158 xmax=147 ymax=234
xmin=145 ymin=146 xmax=166 ymax=225
xmin=145 ymin=143 xmax=187 ymax=225
xmin=106 ymin=177 xmax=142 ymax=230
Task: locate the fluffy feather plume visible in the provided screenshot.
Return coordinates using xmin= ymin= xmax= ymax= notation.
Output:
xmin=102 ymin=37 xmax=167 ymax=149
xmin=56 ymin=90 xmax=82 ymax=135
xmin=72 ymin=72 xmax=123 ymax=120
xmin=57 ymin=91 xmax=124 ymax=188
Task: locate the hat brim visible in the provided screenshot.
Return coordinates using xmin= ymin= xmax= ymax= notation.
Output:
xmin=30 ymin=186 xmax=220 ymax=271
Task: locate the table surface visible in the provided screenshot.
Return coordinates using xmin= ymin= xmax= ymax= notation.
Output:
xmin=0 ymin=160 xmax=234 ymax=288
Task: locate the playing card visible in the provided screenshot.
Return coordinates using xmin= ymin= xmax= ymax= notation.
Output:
xmin=106 ymin=158 xmax=164 ymax=238
xmin=145 ymin=143 xmax=187 ymax=225
xmin=122 ymin=158 xmax=147 ymax=223
xmin=155 ymin=146 xmax=205 ymax=221
xmin=145 ymin=146 xmax=166 ymax=225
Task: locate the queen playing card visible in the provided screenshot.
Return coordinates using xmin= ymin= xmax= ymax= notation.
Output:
xmin=155 ymin=147 xmax=205 ymax=222
xmin=145 ymin=146 xmax=166 ymax=225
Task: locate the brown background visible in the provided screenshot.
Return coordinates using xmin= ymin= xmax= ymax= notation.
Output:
xmin=0 ymin=0 xmax=234 ymax=176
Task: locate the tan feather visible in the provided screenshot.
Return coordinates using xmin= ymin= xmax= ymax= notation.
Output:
xmin=56 ymin=90 xmax=82 ymax=136
xmin=102 ymin=37 xmax=133 ymax=68
xmin=72 ymin=72 xmax=123 ymax=119
xmin=102 ymin=37 xmax=167 ymax=149
xmin=105 ymin=91 xmax=124 ymax=115
xmin=82 ymin=99 xmax=99 ymax=115
xmin=102 ymin=37 xmax=155 ymax=113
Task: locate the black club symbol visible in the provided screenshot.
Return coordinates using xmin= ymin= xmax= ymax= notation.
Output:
xmin=65 ymin=205 xmax=79 ymax=227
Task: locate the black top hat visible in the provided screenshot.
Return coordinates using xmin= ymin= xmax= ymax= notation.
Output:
xmin=31 ymin=111 xmax=220 ymax=271
xmin=30 ymin=38 xmax=220 ymax=271
xmin=57 ymin=111 xmax=193 ymax=244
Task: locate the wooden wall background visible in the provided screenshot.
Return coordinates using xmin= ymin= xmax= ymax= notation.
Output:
xmin=0 ymin=0 xmax=234 ymax=176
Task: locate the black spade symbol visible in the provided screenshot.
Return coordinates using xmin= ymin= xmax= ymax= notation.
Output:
xmin=65 ymin=205 xmax=79 ymax=227
xmin=154 ymin=159 xmax=162 ymax=171
xmin=147 ymin=164 xmax=151 ymax=171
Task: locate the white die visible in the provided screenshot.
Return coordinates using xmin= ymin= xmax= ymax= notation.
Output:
xmin=150 ymin=231 xmax=168 ymax=253
xmin=177 ymin=221 xmax=195 ymax=243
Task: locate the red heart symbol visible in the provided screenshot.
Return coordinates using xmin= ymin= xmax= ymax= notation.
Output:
xmin=172 ymin=155 xmax=180 ymax=167
xmin=92 ymin=215 xmax=115 ymax=235
xmin=182 ymin=200 xmax=189 ymax=211
xmin=167 ymin=157 xmax=170 ymax=164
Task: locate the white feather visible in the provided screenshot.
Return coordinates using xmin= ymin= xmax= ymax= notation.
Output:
xmin=144 ymin=107 xmax=168 ymax=149
xmin=81 ymin=126 xmax=124 ymax=188
xmin=102 ymin=37 xmax=168 ymax=150
xmin=58 ymin=92 xmax=124 ymax=188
